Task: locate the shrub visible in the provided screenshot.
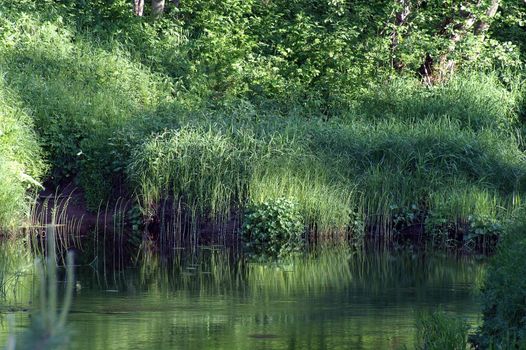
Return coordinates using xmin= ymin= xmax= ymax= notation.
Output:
xmin=425 ymin=212 xmax=503 ymax=251
xmin=241 ymin=198 xmax=305 ymax=261
xmin=475 ymin=217 xmax=526 ymax=348
xmin=416 ymin=311 xmax=469 ymax=350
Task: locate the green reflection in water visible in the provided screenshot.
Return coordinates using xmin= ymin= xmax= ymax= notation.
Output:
xmin=0 ymin=247 xmax=484 ymax=350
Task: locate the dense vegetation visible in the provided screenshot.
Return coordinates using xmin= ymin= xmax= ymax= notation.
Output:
xmin=474 ymin=216 xmax=526 ymax=348
xmin=2 ymin=2 xmax=526 ymax=349
xmin=0 ymin=1 xmax=525 ymax=246
xmin=0 ymin=79 xmax=46 ymax=232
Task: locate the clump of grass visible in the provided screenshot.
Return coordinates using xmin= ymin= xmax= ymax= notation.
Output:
xmin=128 ymin=109 xmax=525 ymax=245
xmin=128 ymin=123 xmax=359 ymax=239
xmin=415 ymin=310 xmax=469 ymax=350
xmin=129 ymin=126 xmax=255 ymax=220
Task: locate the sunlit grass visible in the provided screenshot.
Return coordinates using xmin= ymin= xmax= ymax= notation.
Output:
xmin=128 ymin=113 xmax=525 ymax=243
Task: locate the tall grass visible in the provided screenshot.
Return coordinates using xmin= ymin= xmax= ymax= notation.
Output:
xmin=128 ymin=110 xmax=526 ymax=242
xmin=0 ymin=78 xmax=46 ymax=233
xmin=415 ymin=311 xmax=469 ymax=350
xmin=355 ymin=72 xmax=521 ymax=132
xmin=0 ymin=12 xmax=173 ymax=207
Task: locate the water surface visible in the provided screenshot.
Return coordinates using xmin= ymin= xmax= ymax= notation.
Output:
xmin=0 ymin=248 xmax=484 ymax=349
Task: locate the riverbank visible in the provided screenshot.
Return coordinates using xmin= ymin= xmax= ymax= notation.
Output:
xmin=1 ymin=2 xmax=525 ymax=251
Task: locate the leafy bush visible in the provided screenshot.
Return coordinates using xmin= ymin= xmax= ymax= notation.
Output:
xmin=424 ymin=187 xmax=511 ymax=251
xmin=416 ymin=311 xmax=469 ymax=350
xmin=425 ymin=212 xmax=503 ymax=251
xmin=475 ymin=217 xmax=526 ymax=348
xmin=241 ymin=198 xmax=305 ymax=261
xmin=390 ymin=203 xmax=425 ymax=236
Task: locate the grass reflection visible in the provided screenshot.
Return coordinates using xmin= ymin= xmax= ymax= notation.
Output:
xmin=0 ymin=246 xmax=484 ymax=350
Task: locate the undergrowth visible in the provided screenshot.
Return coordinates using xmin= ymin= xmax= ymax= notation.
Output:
xmin=128 ymin=111 xmax=525 ymax=243
xmin=0 ymin=77 xmax=46 ymax=232
xmin=0 ymin=1 xmax=525 ymax=247
xmin=474 ymin=215 xmax=526 ymax=348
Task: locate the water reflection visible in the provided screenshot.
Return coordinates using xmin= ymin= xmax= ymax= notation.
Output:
xmin=0 ymin=247 xmax=484 ymax=349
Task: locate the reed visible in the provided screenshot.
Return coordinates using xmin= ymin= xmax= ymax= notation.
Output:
xmin=128 ymin=112 xmax=525 ymax=245
xmin=4 ymin=226 xmax=74 ymax=350
xmin=415 ymin=311 xmax=469 ymax=350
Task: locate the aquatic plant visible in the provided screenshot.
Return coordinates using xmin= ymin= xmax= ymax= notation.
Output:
xmin=4 ymin=226 xmax=74 ymax=350
xmin=415 ymin=311 xmax=469 ymax=350
xmin=241 ymin=198 xmax=304 ymax=261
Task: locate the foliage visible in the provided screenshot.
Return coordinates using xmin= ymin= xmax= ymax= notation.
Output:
xmin=0 ymin=0 xmax=525 ymax=245
xmin=391 ymin=203 xmax=425 ymax=237
xmin=0 ymin=78 xmax=46 ymax=232
xmin=475 ymin=216 xmax=526 ymax=348
xmin=425 ymin=213 xmax=504 ymax=252
xmin=415 ymin=311 xmax=469 ymax=350
xmin=241 ymin=198 xmax=305 ymax=260
xmin=0 ymin=11 xmax=172 ymax=207
xmin=2 ymin=0 xmax=525 ymax=114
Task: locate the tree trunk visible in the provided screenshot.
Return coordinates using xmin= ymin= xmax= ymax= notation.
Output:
xmin=134 ymin=0 xmax=144 ymax=16
xmin=152 ymin=0 xmax=165 ymax=18
xmin=390 ymin=0 xmax=412 ymax=70
xmin=420 ymin=0 xmax=500 ymax=84
xmin=474 ymin=0 xmax=500 ymax=36
xmin=436 ymin=2 xmax=479 ymax=81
